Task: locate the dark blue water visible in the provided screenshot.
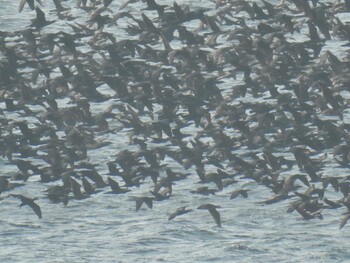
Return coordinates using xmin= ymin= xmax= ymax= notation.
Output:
xmin=1 ymin=0 xmax=350 ymax=262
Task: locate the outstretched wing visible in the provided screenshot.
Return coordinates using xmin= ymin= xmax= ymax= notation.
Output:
xmin=144 ymin=198 xmax=153 ymax=209
xmin=168 ymin=212 xmax=177 ymax=221
xmin=340 ymin=214 xmax=350 ymax=229
xmin=19 ymin=0 xmax=28 ymax=12
xmin=35 ymin=6 xmax=46 ymax=22
xmin=28 ymin=201 xmax=42 ymax=219
xmin=10 ymin=194 xmax=42 ymax=219
xmin=209 ymin=207 xmax=221 ymax=227
xmin=230 ymin=190 xmax=240 ymax=200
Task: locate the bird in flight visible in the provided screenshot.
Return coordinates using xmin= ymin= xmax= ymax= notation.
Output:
xmin=10 ymin=194 xmax=42 ymax=219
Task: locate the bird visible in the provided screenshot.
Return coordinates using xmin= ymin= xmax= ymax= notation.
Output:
xmin=197 ymin=204 xmax=221 ymax=227
xmin=149 ymin=187 xmax=171 ymax=201
xmin=168 ymin=206 xmax=192 ymax=221
xmin=190 ymin=186 xmax=217 ymax=195
xmin=230 ymin=189 xmax=250 ymax=199
xmin=295 ymin=206 xmax=323 ymax=220
xmin=31 ymin=7 xmax=55 ymax=29
xmin=10 ymin=194 xmax=42 ymax=219
xmin=134 ymin=197 xmax=153 ymax=211
xmin=105 ymin=177 xmax=130 ymax=194
xmin=69 ymin=177 xmax=90 ymax=200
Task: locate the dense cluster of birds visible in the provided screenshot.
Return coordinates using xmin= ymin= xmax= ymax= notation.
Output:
xmin=1 ymin=0 xmax=350 ymax=229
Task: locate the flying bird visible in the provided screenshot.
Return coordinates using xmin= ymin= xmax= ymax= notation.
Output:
xmin=10 ymin=194 xmax=42 ymax=219
xmin=168 ymin=206 xmax=192 ymax=221
xmin=197 ymin=203 xmax=221 ymax=227
xmin=230 ymin=189 xmax=250 ymax=199
xmin=106 ymin=177 xmax=130 ymax=194
xmin=134 ymin=197 xmax=153 ymax=211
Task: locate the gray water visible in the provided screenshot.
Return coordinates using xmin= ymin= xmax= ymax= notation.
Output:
xmin=1 ymin=0 xmax=350 ymax=262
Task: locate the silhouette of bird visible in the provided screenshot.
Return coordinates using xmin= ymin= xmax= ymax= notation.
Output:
xmin=106 ymin=177 xmax=130 ymax=194
xmin=295 ymin=206 xmax=322 ymax=220
xmin=134 ymin=197 xmax=153 ymax=211
xmin=82 ymin=177 xmax=100 ymax=195
xmin=190 ymin=187 xmax=217 ymax=195
xmin=168 ymin=206 xmax=192 ymax=221
xmin=31 ymin=7 xmax=55 ymax=29
xmin=197 ymin=203 xmax=221 ymax=227
xmin=10 ymin=194 xmax=42 ymax=219
xmin=69 ymin=177 xmax=89 ymax=200
xmin=230 ymin=189 xmax=250 ymax=199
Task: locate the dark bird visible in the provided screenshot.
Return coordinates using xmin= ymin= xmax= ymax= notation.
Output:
xmin=168 ymin=206 xmax=192 ymax=221
xmin=52 ymin=0 xmax=69 ymax=12
xmin=143 ymin=0 xmax=166 ymax=16
xmin=69 ymin=177 xmax=89 ymax=200
xmin=134 ymin=197 xmax=153 ymax=211
xmin=259 ymin=174 xmax=309 ymax=204
xmin=10 ymin=194 xmax=42 ymax=219
xmin=295 ymin=206 xmax=322 ymax=220
xmin=150 ymin=185 xmax=171 ymax=201
xmin=323 ymin=198 xmax=342 ymax=209
xmin=31 ymin=7 xmax=55 ymax=29
xmin=197 ymin=203 xmax=221 ymax=227
xmin=0 ymin=177 xmax=24 ymax=194
xmin=45 ymin=184 xmax=69 ymax=206
xmin=190 ymin=186 xmax=217 ymax=195
xmin=82 ymin=177 xmax=100 ymax=195
xmin=106 ymin=177 xmax=130 ymax=194
xmin=230 ymin=189 xmax=250 ymax=199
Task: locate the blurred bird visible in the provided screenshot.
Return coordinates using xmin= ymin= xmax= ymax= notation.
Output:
xmin=197 ymin=203 xmax=221 ymax=227
xmin=10 ymin=194 xmax=42 ymax=219
xmin=168 ymin=206 xmax=192 ymax=221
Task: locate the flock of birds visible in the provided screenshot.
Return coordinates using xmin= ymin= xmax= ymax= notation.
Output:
xmin=1 ymin=0 xmax=350 ymax=229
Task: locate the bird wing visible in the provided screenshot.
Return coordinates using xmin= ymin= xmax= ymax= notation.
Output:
xmin=209 ymin=207 xmax=221 ymax=227
xmin=19 ymin=0 xmax=27 ymax=12
xmin=10 ymin=194 xmax=23 ymax=199
xmin=240 ymin=190 xmax=249 ymax=198
xmin=295 ymin=207 xmax=311 ymax=220
xmin=230 ymin=190 xmax=240 ymax=199
xmin=82 ymin=177 xmax=94 ymax=194
xmin=135 ymin=199 xmax=143 ymax=211
xmin=213 ymin=176 xmax=223 ymax=191
xmin=35 ymin=7 xmax=46 ymax=22
xmin=168 ymin=212 xmax=177 ymax=221
xmin=10 ymin=194 xmax=42 ymax=219
xmin=144 ymin=198 xmax=153 ymax=209
xmin=28 ymin=201 xmax=42 ymax=219
xmin=108 ymin=177 xmax=120 ymax=191
xmin=323 ymin=198 xmax=339 ymax=208
xmin=340 ymin=214 xmax=350 ymax=229
xmin=70 ymin=178 xmax=82 ymax=197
